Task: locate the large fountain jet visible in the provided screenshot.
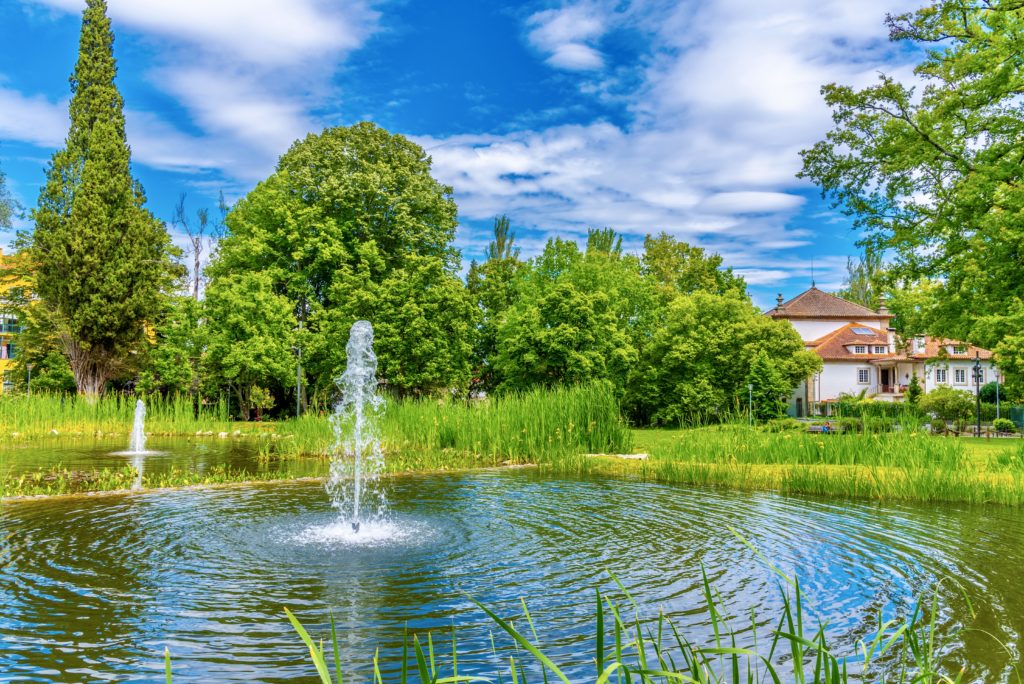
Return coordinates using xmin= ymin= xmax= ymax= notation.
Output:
xmin=326 ymin=321 xmax=387 ymax=533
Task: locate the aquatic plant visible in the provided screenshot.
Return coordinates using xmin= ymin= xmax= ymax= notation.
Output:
xmin=166 ymin=561 xmax=1002 ymax=683
xmin=574 ymin=425 xmax=1024 ymax=505
xmin=0 ymin=393 xmax=233 ymax=439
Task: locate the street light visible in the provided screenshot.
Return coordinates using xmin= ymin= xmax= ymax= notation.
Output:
xmin=973 ymin=352 xmax=983 ymax=437
xmin=995 ymin=369 xmax=1001 ymax=420
xmin=26 ymin=362 xmax=33 ymax=398
xmin=291 ymin=345 xmax=302 ymax=419
xmin=747 ymin=383 xmax=753 ymax=426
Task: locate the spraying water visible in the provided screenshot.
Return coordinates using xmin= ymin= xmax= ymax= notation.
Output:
xmin=128 ymin=399 xmax=146 ymax=489
xmin=129 ymin=399 xmax=147 ymax=454
xmin=326 ymin=321 xmax=387 ymax=533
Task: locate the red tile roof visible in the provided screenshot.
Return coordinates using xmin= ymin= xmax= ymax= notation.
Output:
xmin=808 ymin=323 xmax=893 ymax=360
xmin=765 ymin=287 xmax=891 ymax=320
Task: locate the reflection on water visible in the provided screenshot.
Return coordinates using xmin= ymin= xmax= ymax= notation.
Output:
xmin=1 ymin=471 xmax=1023 ymax=681
xmin=0 ymin=436 xmax=324 ymax=483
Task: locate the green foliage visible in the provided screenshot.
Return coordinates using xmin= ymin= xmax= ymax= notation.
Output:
xmin=919 ymin=386 xmax=975 ymax=422
xmin=994 ymin=417 xmax=1017 ymax=434
xmin=905 ymin=374 xmax=923 ymax=405
xmin=278 ymin=567 xmax=974 ymax=684
xmin=641 ymin=232 xmax=745 ymax=299
xmin=746 ymin=349 xmax=790 ymax=422
xmin=0 ymin=159 xmax=19 ymax=229
xmin=209 ymin=121 xmax=467 ymax=400
xmin=26 ymin=0 xmax=179 ymax=395
xmin=492 ymin=235 xmax=642 ymax=393
xmin=625 ymin=292 xmax=820 ymax=425
xmin=137 ymin=296 xmax=206 ymax=396
xmin=467 ymin=216 xmax=523 ymax=392
xmin=980 ymin=381 xmax=1004 ymax=405
xmin=800 ymin=0 xmax=1024 ymax=388
xmin=203 ymin=272 xmax=296 ymax=419
xmin=835 ymin=246 xmax=883 ymax=309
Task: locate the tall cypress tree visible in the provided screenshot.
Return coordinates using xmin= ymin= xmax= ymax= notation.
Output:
xmin=30 ymin=0 xmax=178 ymax=395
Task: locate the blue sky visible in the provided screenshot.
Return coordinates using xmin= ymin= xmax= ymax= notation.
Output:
xmin=0 ymin=0 xmax=921 ymax=308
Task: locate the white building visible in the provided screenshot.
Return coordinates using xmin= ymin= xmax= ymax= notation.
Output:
xmin=765 ymin=287 xmax=997 ymax=417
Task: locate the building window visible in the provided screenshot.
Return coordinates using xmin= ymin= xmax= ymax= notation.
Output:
xmin=873 ymin=345 xmax=887 ymax=354
xmin=954 ymin=368 xmax=966 ymax=384
xmin=854 ymin=345 xmax=867 ymax=354
xmin=978 ymin=369 xmax=985 ymax=384
xmin=935 ymin=368 xmax=948 ymax=384
xmin=953 ymin=345 xmax=966 ymax=355
xmin=857 ymin=369 xmax=870 ymax=384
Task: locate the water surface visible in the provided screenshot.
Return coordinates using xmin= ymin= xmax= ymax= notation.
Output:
xmin=1 ymin=471 xmax=1022 ymax=682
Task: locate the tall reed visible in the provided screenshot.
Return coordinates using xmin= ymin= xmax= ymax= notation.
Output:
xmin=273 ymin=383 xmax=633 ymax=467
xmin=568 ymin=424 xmax=1024 ymax=505
xmin=0 ymin=393 xmax=233 ymax=438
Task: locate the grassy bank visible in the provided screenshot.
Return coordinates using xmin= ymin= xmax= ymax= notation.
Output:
xmin=0 ymin=393 xmax=238 ymax=438
xmin=567 ymin=425 xmax=1024 ymax=505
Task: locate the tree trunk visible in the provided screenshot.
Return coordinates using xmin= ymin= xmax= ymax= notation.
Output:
xmin=64 ymin=338 xmax=113 ymax=396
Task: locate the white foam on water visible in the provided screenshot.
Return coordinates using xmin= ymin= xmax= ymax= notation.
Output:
xmin=290 ymin=519 xmax=431 ymax=548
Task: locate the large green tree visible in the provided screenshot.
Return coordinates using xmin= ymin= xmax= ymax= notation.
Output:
xmin=800 ymin=0 xmax=1024 ymax=387
xmin=209 ymin=122 xmax=470 ymax=400
xmin=467 ymin=216 xmax=524 ymax=392
xmin=490 ymin=233 xmax=648 ymax=394
xmin=25 ymin=0 xmax=178 ymax=395
xmin=623 ymin=291 xmax=820 ymax=425
xmin=204 ymin=272 xmax=296 ymax=419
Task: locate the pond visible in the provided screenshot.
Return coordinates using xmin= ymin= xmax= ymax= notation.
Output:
xmin=0 ymin=436 xmax=324 ymax=481
xmin=1 ymin=470 xmax=1022 ymax=682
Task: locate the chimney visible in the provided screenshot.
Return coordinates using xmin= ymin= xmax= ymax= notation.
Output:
xmin=877 ymin=293 xmax=890 ymax=317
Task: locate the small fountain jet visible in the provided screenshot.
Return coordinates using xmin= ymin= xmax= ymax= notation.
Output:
xmin=326 ymin=321 xmax=387 ymax=535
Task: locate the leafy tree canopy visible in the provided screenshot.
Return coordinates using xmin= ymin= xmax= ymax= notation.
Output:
xmin=25 ymin=0 xmax=179 ymax=395
xmin=800 ymin=0 xmax=1024 ymax=385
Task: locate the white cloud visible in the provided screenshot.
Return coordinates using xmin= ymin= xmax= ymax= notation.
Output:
xmin=526 ymin=3 xmax=609 ymax=71
xmin=17 ymin=0 xmax=380 ymax=183
xmin=0 ymin=87 xmax=67 ymax=148
xmin=26 ymin=0 xmax=376 ymax=66
xmin=421 ymin=0 xmax=923 ymax=288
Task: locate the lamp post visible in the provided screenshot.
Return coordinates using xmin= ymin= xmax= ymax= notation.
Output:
xmin=973 ymin=352 xmax=982 ymax=437
xmin=291 ymin=345 xmax=302 ymax=419
xmin=747 ymin=383 xmax=753 ymax=426
xmin=996 ymin=369 xmax=1001 ymax=420
xmin=26 ymin=362 xmax=33 ymax=398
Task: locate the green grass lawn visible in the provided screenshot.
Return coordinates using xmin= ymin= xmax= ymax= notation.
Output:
xmin=631 ymin=427 xmax=1023 ymax=461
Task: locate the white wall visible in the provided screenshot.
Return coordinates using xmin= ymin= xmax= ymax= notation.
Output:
xmin=815 ymin=362 xmax=877 ymax=401
xmin=921 ymin=360 xmax=997 ymax=393
xmin=789 ymin=319 xmax=889 ymax=342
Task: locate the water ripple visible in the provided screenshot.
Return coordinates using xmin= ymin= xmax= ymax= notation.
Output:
xmin=1 ymin=471 xmax=1022 ymax=681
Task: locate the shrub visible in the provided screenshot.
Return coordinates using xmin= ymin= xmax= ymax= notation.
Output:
xmin=929 ymin=419 xmax=947 ymax=435
xmin=761 ymin=418 xmax=805 ymax=432
xmin=994 ymin=418 xmax=1017 ymax=434
xmin=834 ymin=417 xmax=862 ymax=433
xmin=864 ymin=416 xmax=895 ymax=433
xmin=920 ymin=386 xmax=974 ymax=422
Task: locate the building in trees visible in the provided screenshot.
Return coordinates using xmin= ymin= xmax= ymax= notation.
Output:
xmin=0 ymin=249 xmax=28 ymax=393
xmin=767 ymin=286 xmax=997 ymax=416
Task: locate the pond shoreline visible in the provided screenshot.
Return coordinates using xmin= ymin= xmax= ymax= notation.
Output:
xmin=0 ymin=463 xmax=539 ymax=503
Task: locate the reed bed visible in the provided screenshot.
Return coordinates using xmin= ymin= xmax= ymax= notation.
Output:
xmin=565 ymin=425 xmax=1024 ymax=505
xmin=272 ymin=383 xmax=633 ymax=467
xmin=0 ymin=393 xmax=235 ymax=439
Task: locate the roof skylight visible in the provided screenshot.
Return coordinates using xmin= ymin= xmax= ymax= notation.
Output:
xmin=852 ymin=327 xmax=873 ymax=335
